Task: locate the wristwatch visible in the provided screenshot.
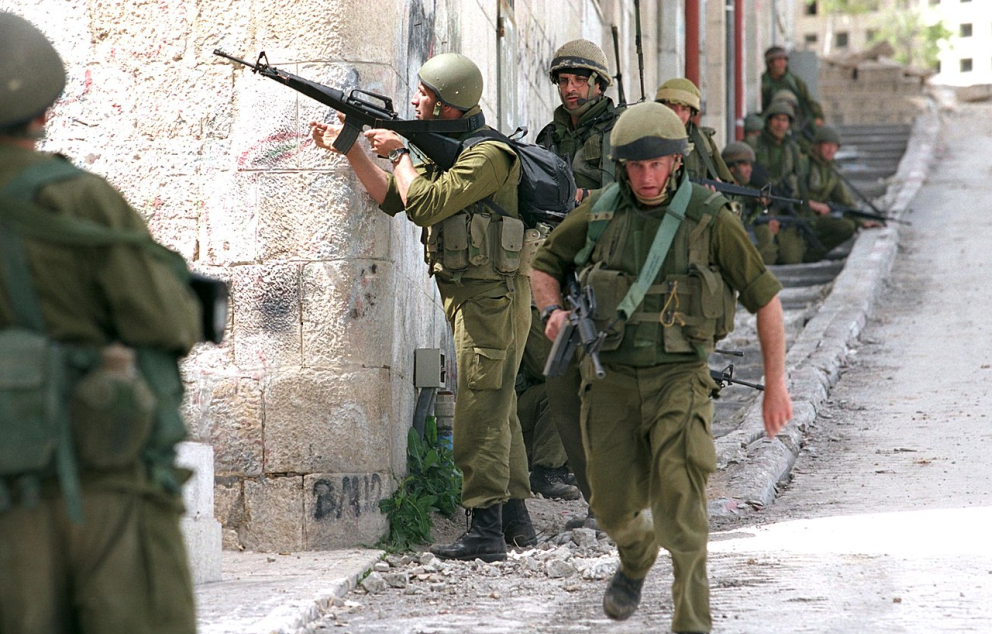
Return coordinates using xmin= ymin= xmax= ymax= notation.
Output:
xmin=540 ymin=303 xmax=562 ymax=326
xmin=388 ymin=147 xmax=410 ymax=164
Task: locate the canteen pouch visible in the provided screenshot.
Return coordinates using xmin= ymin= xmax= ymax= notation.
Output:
xmin=70 ymin=344 xmax=156 ymax=469
xmin=0 ymin=328 xmax=62 ymax=475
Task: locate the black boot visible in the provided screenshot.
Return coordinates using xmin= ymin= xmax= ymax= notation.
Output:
xmin=430 ymin=505 xmax=507 ymax=563
xmin=501 ymin=498 xmax=537 ymax=547
xmin=602 ymin=569 xmax=645 ymax=621
xmin=530 ymin=465 xmax=581 ymax=500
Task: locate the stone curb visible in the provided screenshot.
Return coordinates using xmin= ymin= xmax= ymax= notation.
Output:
xmin=709 ymin=99 xmax=943 ymax=516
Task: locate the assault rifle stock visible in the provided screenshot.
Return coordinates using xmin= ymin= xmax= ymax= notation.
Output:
xmin=543 ymin=275 xmax=606 ymax=380
xmin=214 ymin=50 xmax=477 ymax=170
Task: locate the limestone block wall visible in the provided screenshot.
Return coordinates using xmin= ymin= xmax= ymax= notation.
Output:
xmin=8 ymin=0 xmax=682 ymax=552
xmin=819 ymin=60 xmax=928 ymax=125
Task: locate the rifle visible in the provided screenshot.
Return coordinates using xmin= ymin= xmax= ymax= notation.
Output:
xmin=710 ymin=363 xmax=764 ymax=391
xmin=691 ymin=177 xmax=805 ymax=207
xmin=825 ymin=202 xmax=912 ymax=226
xmin=543 ymin=275 xmax=607 ymax=380
xmin=214 ymin=50 xmax=478 ymax=170
xmin=611 ymin=25 xmax=627 ymax=108
xmin=633 ymin=0 xmax=646 ymax=102
xmin=830 ymin=165 xmax=910 ymax=222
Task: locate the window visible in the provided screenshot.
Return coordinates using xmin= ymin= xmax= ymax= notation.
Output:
xmin=961 ymin=58 xmax=973 ymax=72
xmin=835 ymin=32 xmax=850 ymax=48
xmin=805 ymin=33 xmax=818 ymax=45
xmin=805 ymin=1 xmax=818 ymax=15
xmin=961 ymin=23 xmax=973 ymax=37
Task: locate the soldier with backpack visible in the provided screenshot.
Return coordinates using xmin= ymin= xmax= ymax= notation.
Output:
xmin=311 ymin=52 xmax=538 ymax=562
xmin=0 ymin=12 xmax=203 ymax=633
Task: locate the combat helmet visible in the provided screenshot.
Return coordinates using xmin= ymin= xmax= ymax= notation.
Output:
xmin=743 ymin=112 xmax=764 ymax=133
xmin=722 ymin=141 xmax=756 ymax=165
xmin=765 ymin=46 xmax=789 ymax=63
xmin=812 ymin=125 xmax=841 ymax=145
xmin=770 ymin=89 xmax=799 ymax=109
xmin=610 ymin=101 xmax=690 ymax=161
xmin=548 ymin=39 xmax=612 ymax=88
xmin=763 ymin=100 xmax=795 ymax=122
xmin=654 ymin=77 xmax=701 ymax=113
xmin=418 ymin=53 xmax=483 ymax=112
xmin=0 ymin=12 xmax=66 ymax=130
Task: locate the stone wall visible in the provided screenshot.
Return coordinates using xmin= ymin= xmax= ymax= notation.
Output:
xmin=819 ymin=58 xmax=930 ymax=125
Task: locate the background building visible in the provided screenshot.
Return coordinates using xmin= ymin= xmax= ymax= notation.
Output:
xmin=1 ymin=0 xmax=778 ymax=552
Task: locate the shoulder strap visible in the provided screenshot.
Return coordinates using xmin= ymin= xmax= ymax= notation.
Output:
xmin=616 ymin=173 xmax=693 ymax=320
xmin=689 ymin=125 xmax=721 ymax=181
xmin=573 ymin=183 xmax=621 ymax=266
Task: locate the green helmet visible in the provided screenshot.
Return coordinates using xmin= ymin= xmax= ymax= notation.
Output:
xmin=743 ymin=112 xmax=764 ymax=133
xmin=722 ymin=141 xmax=756 ymax=165
xmin=812 ymin=125 xmax=841 ymax=145
xmin=764 ymin=100 xmax=795 ymax=122
xmin=765 ymin=46 xmax=789 ymax=63
xmin=771 ymin=89 xmax=798 ymax=108
xmin=654 ymin=77 xmax=701 ymax=112
xmin=549 ymin=39 xmax=612 ymax=88
xmin=0 ymin=12 xmax=66 ymax=129
xmin=610 ymin=101 xmax=690 ymax=161
xmin=417 ymin=53 xmax=483 ymax=111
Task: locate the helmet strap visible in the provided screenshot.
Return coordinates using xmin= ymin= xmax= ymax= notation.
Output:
xmin=432 ymin=101 xmax=443 ymax=118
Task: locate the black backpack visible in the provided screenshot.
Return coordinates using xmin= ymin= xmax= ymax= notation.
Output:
xmin=460 ymin=128 xmax=576 ymax=227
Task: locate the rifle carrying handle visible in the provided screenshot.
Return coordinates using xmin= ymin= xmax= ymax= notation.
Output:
xmin=333 ymin=120 xmax=362 ymax=154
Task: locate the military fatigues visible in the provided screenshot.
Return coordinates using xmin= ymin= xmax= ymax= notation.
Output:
xmin=532 ymin=174 xmax=781 ymax=633
xmin=753 ymin=129 xmax=815 ymax=264
xmin=380 ymin=107 xmax=530 ymax=510
xmin=0 ymin=145 xmax=201 ymax=634
xmin=532 ymin=96 xmax=620 ymax=501
xmin=761 ymin=70 xmax=824 ymax=145
xmin=684 ymin=122 xmax=734 ymax=183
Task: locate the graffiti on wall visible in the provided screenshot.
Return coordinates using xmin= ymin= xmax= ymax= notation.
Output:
xmin=311 ymin=474 xmax=384 ymax=521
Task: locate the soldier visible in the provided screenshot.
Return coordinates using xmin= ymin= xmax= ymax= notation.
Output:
xmin=0 ymin=12 xmax=202 ymax=633
xmin=525 ymin=39 xmax=628 ymax=522
xmin=761 ymin=46 xmax=825 ymax=143
xmin=655 ymin=77 xmax=734 ymax=183
xmin=723 ymin=141 xmax=777 ymax=264
xmin=806 ymin=124 xmax=882 ymax=239
xmin=310 ymin=53 xmax=536 ymax=561
xmin=742 ymin=112 xmax=764 ymax=147
xmin=530 ymin=102 xmax=792 ymax=633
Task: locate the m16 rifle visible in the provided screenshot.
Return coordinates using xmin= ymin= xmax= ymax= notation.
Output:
xmin=543 ymin=275 xmax=606 ymax=380
xmin=214 ymin=50 xmax=477 ymax=170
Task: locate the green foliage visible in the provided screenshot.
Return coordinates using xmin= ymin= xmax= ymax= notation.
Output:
xmin=377 ymin=415 xmax=461 ymax=551
xmin=807 ymin=0 xmax=880 ymax=14
xmin=870 ymin=10 xmax=952 ymax=69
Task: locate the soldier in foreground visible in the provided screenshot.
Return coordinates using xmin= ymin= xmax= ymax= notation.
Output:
xmin=0 ymin=12 xmax=202 ymax=633
xmin=655 ymin=77 xmax=734 ymax=183
xmin=530 ymin=102 xmax=793 ymax=633
xmin=311 ymin=53 xmax=536 ymax=561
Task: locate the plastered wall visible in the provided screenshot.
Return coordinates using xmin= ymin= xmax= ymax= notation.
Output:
xmin=5 ymin=0 xmax=753 ymax=551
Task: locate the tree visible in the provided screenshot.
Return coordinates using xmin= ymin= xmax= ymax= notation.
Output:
xmin=869 ymin=10 xmax=952 ymax=70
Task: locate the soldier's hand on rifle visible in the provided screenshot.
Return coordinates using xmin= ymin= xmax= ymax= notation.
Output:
xmin=808 ymin=201 xmax=831 ymax=216
xmin=544 ymin=309 xmax=569 ymax=342
xmin=768 ymin=218 xmax=780 ymax=234
xmin=364 ymin=129 xmax=404 ymax=157
xmin=309 ymin=113 xmax=349 ymax=153
xmin=860 ymin=220 xmax=883 ymax=229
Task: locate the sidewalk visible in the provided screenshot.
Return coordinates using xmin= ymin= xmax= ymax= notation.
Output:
xmin=194 ymin=101 xmax=943 ymax=634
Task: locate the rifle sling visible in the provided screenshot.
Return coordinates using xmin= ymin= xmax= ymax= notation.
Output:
xmin=688 ymin=125 xmax=721 ymax=181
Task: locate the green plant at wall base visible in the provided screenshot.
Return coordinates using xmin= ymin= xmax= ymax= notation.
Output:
xmin=377 ymin=415 xmax=461 ymax=551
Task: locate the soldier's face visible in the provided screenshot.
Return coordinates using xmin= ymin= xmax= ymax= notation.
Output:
xmin=624 ymin=155 xmax=679 ymax=201
xmin=768 ymin=114 xmax=791 ymax=140
xmin=768 ymin=57 xmax=788 ymax=78
xmin=556 ymin=72 xmax=602 ymax=111
xmin=412 ymin=83 xmax=440 ymax=120
xmin=817 ymin=141 xmax=840 ymax=162
xmin=728 ymin=160 xmax=752 ymax=185
xmin=662 ymin=102 xmax=693 ymax=126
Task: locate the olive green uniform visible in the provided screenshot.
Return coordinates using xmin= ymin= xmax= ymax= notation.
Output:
xmin=380 ymin=107 xmax=531 ymax=510
xmin=0 ymin=145 xmax=201 ymax=634
xmin=684 ymin=122 xmax=734 ymax=183
xmin=761 ymin=70 xmax=824 ymax=144
xmin=753 ymin=129 xmax=812 ymax=264
xmin=533 ymin=175 xmax=780 ymax=633
xmin=532 ymin=97 xmax=621 ymax=500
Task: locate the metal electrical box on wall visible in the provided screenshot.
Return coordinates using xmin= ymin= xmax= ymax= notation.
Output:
xmin=414 ymin=348 xmax=446 ymax=388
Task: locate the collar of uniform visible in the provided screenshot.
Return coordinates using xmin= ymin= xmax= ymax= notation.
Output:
xmin=553 ymin=97 xmax=616 ymax=135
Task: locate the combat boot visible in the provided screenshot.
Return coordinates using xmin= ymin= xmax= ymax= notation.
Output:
xmin=430 ymin=505 xmax=506 ymax=563
xmin=501 ymin=498 xmax=537 ymax=547
xmin=602 ymin=569 xmax=645 ymax=621
xmin=530 ymin=465 xmax=581 ymax=500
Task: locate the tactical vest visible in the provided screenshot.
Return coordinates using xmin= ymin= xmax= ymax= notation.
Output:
xmin=0 ymin=157 xmax=192 ymax=520
xmin=576 ymin=183 xmax=737 ymax=365
xmin=536 ymin=99 xmax=619 ymax=191
xmin=424 ymin=204 xmax=526 ymax=283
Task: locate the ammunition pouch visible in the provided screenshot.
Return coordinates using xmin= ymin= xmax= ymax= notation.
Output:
xmin=577 ymin=262 xmax=627 ymax=352
xmin=425 ymin=209 xmax=526 ymax=280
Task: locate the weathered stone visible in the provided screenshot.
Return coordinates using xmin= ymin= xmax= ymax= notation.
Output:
xmin=263 ymin=368 xmax=391 ymax=474
xmin=232 ymin=264 xmax=302 ymax=370
xmin=545 ymin=559 xmax=577 ymax=579
xmin=571 ymin=527 xmax=599 ymax=549
xmin=303 ymin=473 xmax=389 ymax=550
xmin=373 ymin=562 xmax=390 ymax=572
xmin=360 ymin=572 xmax=388 ymax=595
xmin=188 ymin=377 xmax=264 ymax=477
xmin=242 ymin=476 xmax=304 ymax=552
xmin=381 ymin=572 xmax=409 ymax=589
xmin=213 ymin=478 xmax=244 ymax=544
